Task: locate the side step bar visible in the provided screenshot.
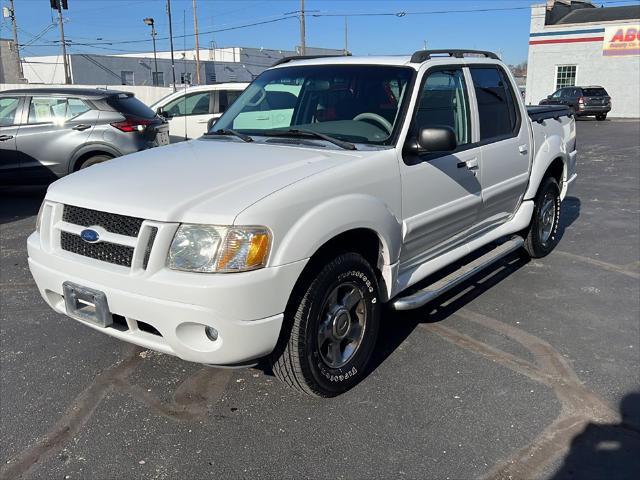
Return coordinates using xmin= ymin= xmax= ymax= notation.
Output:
xmin=391 ymin=236 xmax=524 ymax=311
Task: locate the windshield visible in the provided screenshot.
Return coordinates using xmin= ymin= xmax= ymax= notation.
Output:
xmin=212 ymin=65 xmax=415 ymax=146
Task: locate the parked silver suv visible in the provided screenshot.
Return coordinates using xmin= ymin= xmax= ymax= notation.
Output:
xmin=0 ymin=88 xmax=169 ymax=184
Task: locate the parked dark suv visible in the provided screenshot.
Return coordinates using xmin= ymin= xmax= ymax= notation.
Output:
xmin=539 ymin=86 xmax=611 ymax=120
xmin=0 ymin=88 xmax=169 ymax=184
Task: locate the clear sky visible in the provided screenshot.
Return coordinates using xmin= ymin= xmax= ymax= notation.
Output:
xmin=1 ymin=0 xmax=638 ymax=65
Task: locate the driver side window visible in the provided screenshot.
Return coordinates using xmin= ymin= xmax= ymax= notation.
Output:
xmin=414 ymin=68 xmax=471 ymax=146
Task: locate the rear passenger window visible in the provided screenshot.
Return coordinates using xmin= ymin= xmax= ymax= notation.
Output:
xmin=470 ymin=67 xmax=519 ymax=141
xmin=28 ymin=97 xmax=67 ymax=124
xmin=27 ymin=97 xmax=90 ymax=124
xmin=414 ymin=68 xmax=471 ymax=147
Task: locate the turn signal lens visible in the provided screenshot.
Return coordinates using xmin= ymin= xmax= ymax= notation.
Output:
xmin=217 ymin=227 xmax=271 ymax=272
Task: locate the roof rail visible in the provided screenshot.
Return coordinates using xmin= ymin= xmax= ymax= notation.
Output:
xmin=271 ymin=54 xmax=351 ymax=67
xmin=410 ymin=49 xmax=499 ymax=63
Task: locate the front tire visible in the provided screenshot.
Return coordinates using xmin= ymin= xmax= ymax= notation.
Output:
xmin=271 ymin=252 xmax=381 ymax=397
xmin=523 ymin=176 xmax=561 ymax=258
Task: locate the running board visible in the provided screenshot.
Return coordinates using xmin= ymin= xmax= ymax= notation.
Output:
xmin=391 ymin=236 xmax=524 ymax=311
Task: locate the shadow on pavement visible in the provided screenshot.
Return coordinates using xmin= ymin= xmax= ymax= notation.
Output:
xmin=0 ymin=185 xmax=47 ymax=225
xmin=551 ymin=392 xmax=640 ymax=480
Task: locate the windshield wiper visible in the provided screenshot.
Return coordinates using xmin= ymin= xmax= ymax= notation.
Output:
xmin=204 ymin=128 xmax=253 ymax=143
xmin=263 ymin=128 xmax=357 ymax=151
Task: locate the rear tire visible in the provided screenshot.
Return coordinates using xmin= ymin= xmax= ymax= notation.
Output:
xmin=595 ymin=114 xmax=607 ymax=121
xmin=523 ymin=176 xmax=561 ymax=258
xmin=78 ymin=154 xmax=111 ymax=170
xmin=271 ymin=252 xmax=381 ymax=397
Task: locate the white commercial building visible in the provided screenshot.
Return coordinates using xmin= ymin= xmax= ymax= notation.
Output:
xmin=526 ymin=0 xmax=640 ymax=117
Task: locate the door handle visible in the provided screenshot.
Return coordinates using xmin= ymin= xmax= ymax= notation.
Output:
xmin=465 ymin=158 xmax=479 ymax=169
xmin=72 ymin=124 xmax=91 ymax=131
xmin=518 ymin=144 xmax=528 ymax=154
xmin=197 ymin=120 xmax=210 ymax=124
xmin=0 ymin=134 xmax=14 ymax=141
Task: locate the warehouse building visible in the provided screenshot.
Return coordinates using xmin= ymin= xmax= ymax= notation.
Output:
xmin=20 ymin=46 xmax=344 ymax=87
xmin=526 ymin=0 xmax=640 ymax=117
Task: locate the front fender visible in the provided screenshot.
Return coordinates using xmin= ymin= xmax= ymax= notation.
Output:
xmin=271 ymin=193 xmax=402 ymax=267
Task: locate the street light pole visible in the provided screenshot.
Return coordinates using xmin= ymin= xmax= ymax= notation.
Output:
xmin=166 ymin=0 xmax=177 ymax=92
xmin=144 ymin=18 xmax=158 ymax=86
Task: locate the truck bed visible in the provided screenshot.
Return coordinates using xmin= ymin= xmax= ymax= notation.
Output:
xmin=527 ymin=105 xmax=573 ymax=123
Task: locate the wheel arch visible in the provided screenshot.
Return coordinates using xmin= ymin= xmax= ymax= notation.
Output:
xmin=525 ymin=142 xmax=567 ymax=200
xmin=69 ymin=143 xmax=121 ymax=173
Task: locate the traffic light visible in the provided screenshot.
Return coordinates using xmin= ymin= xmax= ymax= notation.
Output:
xmin=50 ymin=0 xmax=69 ymax=10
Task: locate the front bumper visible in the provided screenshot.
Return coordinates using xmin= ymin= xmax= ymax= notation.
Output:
xmin=28 ymin=230 xmax=307 ymax=365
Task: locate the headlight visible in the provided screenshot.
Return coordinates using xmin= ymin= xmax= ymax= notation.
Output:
xmin=167 ymin=224 xmax=271 ymax=273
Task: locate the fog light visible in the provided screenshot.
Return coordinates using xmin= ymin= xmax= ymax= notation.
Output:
xmin=205 ymin=326 xmax=218 ymax=341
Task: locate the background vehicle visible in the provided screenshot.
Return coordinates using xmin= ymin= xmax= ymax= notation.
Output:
xmin=28 ymin=51 xmax=577 ymax=397
xmin=539 ymin=85 xmax=611 ymax=120
xmin=0 ymin=88 xmax=169 ymax=184
xmin=150 ymin=83 xmax=248 ymax=141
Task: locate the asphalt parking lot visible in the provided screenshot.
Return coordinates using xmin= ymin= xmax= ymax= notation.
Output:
xmin=1 ymin=119 xmax=639 ymax=480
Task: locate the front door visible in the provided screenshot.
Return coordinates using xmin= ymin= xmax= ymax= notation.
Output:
xmin=0 ymin=96 xmax=23 ymax=181
xmin=468 ymin=66 xmax=531 ymax=227
xmin=399 ymin=67 xmax=482 ymax=267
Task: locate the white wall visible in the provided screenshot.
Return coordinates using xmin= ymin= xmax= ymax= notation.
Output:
xmin=0 ymin=83 xmax=173 ymax=106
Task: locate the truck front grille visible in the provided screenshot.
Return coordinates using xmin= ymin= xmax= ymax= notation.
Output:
xmin=63 ymin=205 xmax=143 ymax=237
xmin=61 ymin=231 xmax=134 ymax=267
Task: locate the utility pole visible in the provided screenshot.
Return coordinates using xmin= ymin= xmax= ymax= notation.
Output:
xmin=7 ymin=0 xmax=23 ymax=79
xmin=344 ymin=16 xmax=348 ymax=55
xmin=192 ymin=0 xmax=201 ymax=84
xmin=299 ymin=0 xmax=306 ymax=56
xmin=166 ymin=0 xmax=177 ymax=91
xmin=52 ymin=0 xmax=71 ymax=84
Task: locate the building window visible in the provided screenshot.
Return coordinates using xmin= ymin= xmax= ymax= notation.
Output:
xmin=121 ymin=71 xmax=134 ymax=86
xmin=152 ymin=71 xmax=164 ymax=87
xmin=555 ymin=65 xmax=576 ymax=90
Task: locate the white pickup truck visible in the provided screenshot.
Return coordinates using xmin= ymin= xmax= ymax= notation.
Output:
xmin=28 ymin=50 xmax=577 ymax=397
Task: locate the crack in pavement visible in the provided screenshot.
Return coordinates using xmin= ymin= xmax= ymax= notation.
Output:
xmin=422 ymin=308 xmax=633 ymax=480
xmin=0 ymin=347 xmax=232 ymax=480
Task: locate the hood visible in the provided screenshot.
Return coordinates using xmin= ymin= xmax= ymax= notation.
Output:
xmin=47 ymin=138 xmax=363 ymax=225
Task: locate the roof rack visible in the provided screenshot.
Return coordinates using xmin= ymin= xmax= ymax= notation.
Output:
xmin=272 ymin=54 xmax=351 ymax=67
xmin=410 ymin=49 xmax=499 ymax=63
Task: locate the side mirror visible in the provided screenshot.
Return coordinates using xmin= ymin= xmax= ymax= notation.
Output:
xmin=156 ymin=107 xmax=171 ymax=119
xmin=416 ymin=126 xmax=457 ymax=152
xmin=547 ymin=95 xmax=553 ymax=99
xmin=207 ymin=117 xmax=216 ymax=131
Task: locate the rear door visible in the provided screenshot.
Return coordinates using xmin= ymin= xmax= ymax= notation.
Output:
xmin=0 ymin=96 xmax=23 ymax=179
xmin=16 ymin=96 xmax=94 ymax=179
xmin=471 ymin=66 xmax=530 ymax=228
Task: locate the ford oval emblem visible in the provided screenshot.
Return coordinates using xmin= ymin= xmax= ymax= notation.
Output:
xmin=80 ymin=229 xmax=100 ymax=243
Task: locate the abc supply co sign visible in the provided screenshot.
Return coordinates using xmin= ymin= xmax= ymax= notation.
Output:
xmin=603 ymin=25 xmax=640 ymax=56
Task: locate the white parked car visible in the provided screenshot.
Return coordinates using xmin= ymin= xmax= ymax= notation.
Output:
xmin=29 ymin=50 xmax=577 ymax=397
xmin=150 ymin=83 xmax=248 ymax=141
